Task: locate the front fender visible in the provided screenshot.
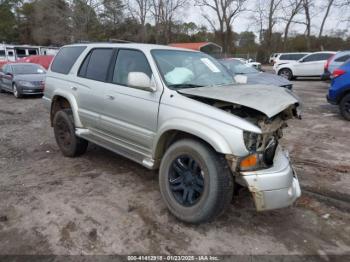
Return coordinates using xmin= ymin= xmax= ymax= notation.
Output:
xmin=154 ymin=118 xmax=249 ymax=158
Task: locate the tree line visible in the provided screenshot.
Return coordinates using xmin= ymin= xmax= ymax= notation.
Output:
xmin=0 ymin=0 xmax=350 ymax=62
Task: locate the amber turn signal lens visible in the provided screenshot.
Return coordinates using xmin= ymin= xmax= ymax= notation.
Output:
xmin=240 ymin=154 xmax=258 ymax=169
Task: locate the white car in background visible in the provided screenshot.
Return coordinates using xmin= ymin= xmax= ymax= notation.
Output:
xmin=273 ymin=53 xmax=310 ymax=71
xmin=235 ymin=58 xmax=262 ymax=70
xmin=275 ymin=51 xmax=336 ymax=80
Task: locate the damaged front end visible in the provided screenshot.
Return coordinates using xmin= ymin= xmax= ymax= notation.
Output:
xmin=223 ymin=104 xmax=302 ymax=211
xmin=178 ymin=84 xmax=302 ymax=211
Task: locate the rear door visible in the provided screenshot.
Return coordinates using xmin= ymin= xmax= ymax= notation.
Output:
xmin=74 ymin=48 xmax=115 ymax=130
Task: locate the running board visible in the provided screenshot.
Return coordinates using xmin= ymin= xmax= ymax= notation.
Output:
xmin=75 ymin=128 xmax=157 ymax=170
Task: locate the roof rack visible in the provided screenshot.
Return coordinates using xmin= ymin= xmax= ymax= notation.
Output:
xmin=76 ymin=39 xmax=133 ymax=44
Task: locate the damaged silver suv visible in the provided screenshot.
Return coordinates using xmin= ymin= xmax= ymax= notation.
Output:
xmin=43 ymin=43 xmax=301 ymax=223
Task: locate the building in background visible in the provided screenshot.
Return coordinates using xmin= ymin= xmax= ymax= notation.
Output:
xmin=169 ymin=42 xmax=223 ymax=58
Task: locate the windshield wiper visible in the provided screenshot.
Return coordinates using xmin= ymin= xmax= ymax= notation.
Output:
xmin=168 ymin=84 xmax=204 ymax=89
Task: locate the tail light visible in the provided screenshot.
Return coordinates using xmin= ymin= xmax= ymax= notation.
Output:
xmin=324 ymin=55 xmax=335 ymax=70
xmin=332 ymin=68 xmax=346 ymax=79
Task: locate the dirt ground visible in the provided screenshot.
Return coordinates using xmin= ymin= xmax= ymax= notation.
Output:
xmin=0 ymin=77 xmax=349 ymax=257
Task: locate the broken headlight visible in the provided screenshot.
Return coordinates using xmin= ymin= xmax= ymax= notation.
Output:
xmin=241 ymin=131 xmax=279 ymax=171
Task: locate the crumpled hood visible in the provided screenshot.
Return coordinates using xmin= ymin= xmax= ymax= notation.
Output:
xmin=178 ymin=84 xmax=300 ymax=118
xmin=246 ymin=72 xmax=291 ymax=87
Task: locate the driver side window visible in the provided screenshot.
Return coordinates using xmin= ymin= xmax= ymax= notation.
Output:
xmin=112 ymin=49 xmax=152 ymax=87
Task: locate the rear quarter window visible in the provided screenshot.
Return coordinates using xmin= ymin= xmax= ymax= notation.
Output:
xmin=51 ymin=46 xmax=86 ymax=74
xmin=335 ymin=54 xmax=350 ymax=63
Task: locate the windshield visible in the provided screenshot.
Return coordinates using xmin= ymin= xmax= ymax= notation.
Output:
xmin=152 ymin=50 xmax=234 ymax=88
xmin=12 ymin=64 xmax=45 ymax=75
xmin=220 ymin=59 xmax=259 ymax=74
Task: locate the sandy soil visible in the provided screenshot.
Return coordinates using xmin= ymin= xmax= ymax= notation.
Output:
xmin=0 ymin=79 xmax=349 ymax=257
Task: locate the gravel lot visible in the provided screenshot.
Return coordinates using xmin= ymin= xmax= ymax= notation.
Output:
xmin=0 ymin=78 xmax=349 ymax=257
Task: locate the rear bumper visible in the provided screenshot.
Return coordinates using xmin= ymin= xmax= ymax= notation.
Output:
xmin=238 ymin=147 xmax=301 ymax=211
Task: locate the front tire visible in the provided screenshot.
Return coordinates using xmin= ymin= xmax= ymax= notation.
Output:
xmin=53 ymin=109 xmax=88 ymax=157
xmin=278 ymin=68 xmax=293 ymax=80
xmin=13 ymin=83 xmax=22 ymax=98
xmin=159 ymin=139 xmax=233 ymax=223
xmin=340 ymin=94 xmax=350 ymax=121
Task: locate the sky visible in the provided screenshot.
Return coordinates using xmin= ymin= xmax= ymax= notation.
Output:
xmin=181 ymin=1 xmax=349 ymax=38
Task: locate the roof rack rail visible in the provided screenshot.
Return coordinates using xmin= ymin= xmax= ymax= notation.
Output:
xmin=76 ymin=39 xmax=133 ymax=44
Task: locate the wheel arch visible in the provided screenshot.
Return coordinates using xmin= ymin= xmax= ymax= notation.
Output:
xmin=278 ymin=67 xmax=293 ymax=76
xmin=50 ymin=92 xmax=81 ymax=127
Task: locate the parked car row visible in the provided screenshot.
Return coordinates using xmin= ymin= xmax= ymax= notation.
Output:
xmin=269 ymin=50 xmax=350 ymax=121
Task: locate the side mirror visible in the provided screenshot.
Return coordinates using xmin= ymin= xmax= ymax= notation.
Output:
xmin=5 ymin=72 xmax=13 ymax=78
xmin=128 ymin=72 xmax=156 ymax=92
xmin=299 ymin=59 xmax=304 ymax=63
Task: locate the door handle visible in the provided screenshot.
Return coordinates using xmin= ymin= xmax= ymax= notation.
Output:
xmin=106 ymin=95 xmax=115 ymax=100
xmin=71 ymin=86 xmax=78 ymax=91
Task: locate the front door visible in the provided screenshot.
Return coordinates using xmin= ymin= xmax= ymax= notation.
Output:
xmin=100 ymin=49 xmax=162 ymax=155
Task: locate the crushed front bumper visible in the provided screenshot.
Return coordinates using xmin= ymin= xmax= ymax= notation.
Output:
xmin=237 ymin=146 xmax=301 ymax=211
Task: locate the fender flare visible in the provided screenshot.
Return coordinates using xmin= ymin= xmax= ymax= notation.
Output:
xmin=51 ymin=90 xmax=83 ymax=127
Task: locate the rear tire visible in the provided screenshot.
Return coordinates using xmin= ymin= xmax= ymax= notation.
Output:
xmin=340 ymin=94 xmax=350 ymax=121
xmin=278 ymin=68 xmax=293 ymax=80
xmin=53 ymin=109 xmax=88 ymax=157
xmin=159 ymin=139 xmax=233 ymax=224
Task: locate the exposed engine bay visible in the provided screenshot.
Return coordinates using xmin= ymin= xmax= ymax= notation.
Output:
xmin=183 ymin=94 xmax=300 ymax=169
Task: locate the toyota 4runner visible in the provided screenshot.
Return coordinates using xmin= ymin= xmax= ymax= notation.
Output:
xmin=43 ymin=43 xmax=302 ymax=223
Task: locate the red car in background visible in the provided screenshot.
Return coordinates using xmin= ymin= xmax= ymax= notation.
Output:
xmin=0 ymin=55 xmax=54 ymax=70
xmin=16 ymin=55 xmax=54 ymax=70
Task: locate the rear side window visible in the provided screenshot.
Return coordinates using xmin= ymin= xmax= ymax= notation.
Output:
xmin=112 ymin=49 xmax=152 ymax=86
xmin=279 ymin=55 xmax=289 ymax=60
xmin=80 ymin=48 xmax=114 ymax=82
xmin=290 ymin=54 xmax=307 ymax=60
xmin=51 ymin=46 xmax=86 ymax=74
xmin=335 ymin=54 xmax=350 ymax=62
xmin=304 ymin=53 xmax=333 ymax=62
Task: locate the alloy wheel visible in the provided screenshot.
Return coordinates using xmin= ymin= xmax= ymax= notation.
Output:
xmin=168 ymin=155 xmax=204 ymax=207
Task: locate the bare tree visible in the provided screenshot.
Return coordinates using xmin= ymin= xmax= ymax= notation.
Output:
xmin=150 ymin=0 xmax=187 ymax=44
xmin=128 ymin=0 xmax=151 ymax=42
xmin=318 ymin=0 xmax=335 ymax=38
xmin=266 ymin=0 xmax=282 ymax=51
xmin=302 ymin=0 xmax=312 ymax=49
xmin=281 ymin=0 xmax=304 ymax=50
xmin=195 ymin=0 xmax=247 ymax=54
